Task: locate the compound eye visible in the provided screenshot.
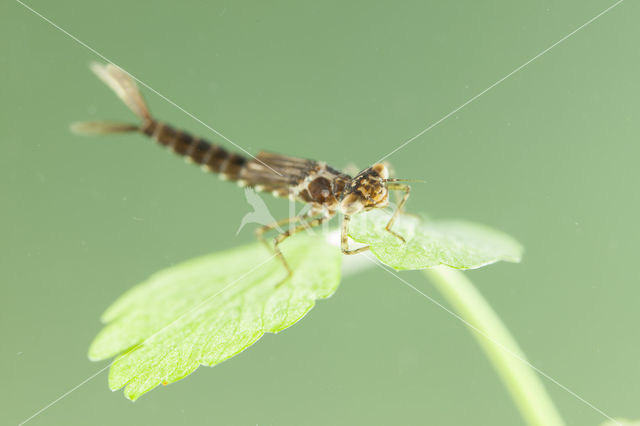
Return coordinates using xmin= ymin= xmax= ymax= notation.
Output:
xmin=371 ymin=163 xmax=389 ymax=179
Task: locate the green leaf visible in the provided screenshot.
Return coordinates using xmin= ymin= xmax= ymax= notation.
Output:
xmin=349 ymin=209 xmax=523 ymax=270
xmin=601 ymin=420 xmax=640 ymax=426
xmin=89 ymin=233 xmax=341 ymax=400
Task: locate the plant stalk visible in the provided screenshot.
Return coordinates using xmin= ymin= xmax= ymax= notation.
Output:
xmin=424 ymin=267 xmax=565 ymax=426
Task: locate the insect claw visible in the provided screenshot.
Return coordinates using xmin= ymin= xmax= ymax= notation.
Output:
xmin=275 ymin=271 xmax=292 ymax=288
xmin=385 ymin=228 xmax=406 ymax=243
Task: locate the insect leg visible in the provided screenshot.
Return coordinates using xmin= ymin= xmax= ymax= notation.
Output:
xmin=255 ymin=215 xmax=305 ymax=250
xmin=272 ymin=214 xmax=332 ymax=286
xmin=385 ymin=183 xmax=411 ymax=242
xmin=340 ymin=215 xmax=370 ymax=255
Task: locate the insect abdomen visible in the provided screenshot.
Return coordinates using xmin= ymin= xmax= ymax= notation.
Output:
xmin=141 ymin=120 xmax=247 ymax=181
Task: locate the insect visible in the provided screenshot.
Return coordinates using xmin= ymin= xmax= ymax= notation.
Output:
xmin=73 ymin=63 xmax=412 ymax=285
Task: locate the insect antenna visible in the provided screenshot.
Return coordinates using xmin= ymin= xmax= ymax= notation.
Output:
xmin=385 ymin=178 xmax=426 ymax=183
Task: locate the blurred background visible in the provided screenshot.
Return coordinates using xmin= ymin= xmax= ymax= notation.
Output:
xmin=2 ymin=0 xmax=639 ymax=424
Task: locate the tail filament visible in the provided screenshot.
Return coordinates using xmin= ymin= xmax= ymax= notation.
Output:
xmin=72 ymin=63 xmax=247 ymax=181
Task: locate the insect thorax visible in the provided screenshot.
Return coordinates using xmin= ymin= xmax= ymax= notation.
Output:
xmin=292 ymin=162 xmax=351 ymax=214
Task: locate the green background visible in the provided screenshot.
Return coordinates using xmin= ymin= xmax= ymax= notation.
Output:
xmin=2 ymin=0 xmax=639 ymax=424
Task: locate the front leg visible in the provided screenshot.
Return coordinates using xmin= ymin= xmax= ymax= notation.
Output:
xmin=340 ymin=215 xmax=370 ymax=255
xmin=385 ymin=183 xmax=411 ymax=242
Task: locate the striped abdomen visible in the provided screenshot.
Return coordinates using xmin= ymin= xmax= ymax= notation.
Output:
xmin=141 ymin=120 xmax=247 ymax=181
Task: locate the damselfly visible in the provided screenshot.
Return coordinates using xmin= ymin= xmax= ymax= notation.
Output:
xmin=73 ymin=63 xmax=412 ymax=284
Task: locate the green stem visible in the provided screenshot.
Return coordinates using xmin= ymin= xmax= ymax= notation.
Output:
xmin=424 ymin=267 xmax=565 ymax=426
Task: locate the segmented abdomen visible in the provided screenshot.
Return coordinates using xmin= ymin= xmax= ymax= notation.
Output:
xmin=141 ymin=120 xmax=247 ymax=181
